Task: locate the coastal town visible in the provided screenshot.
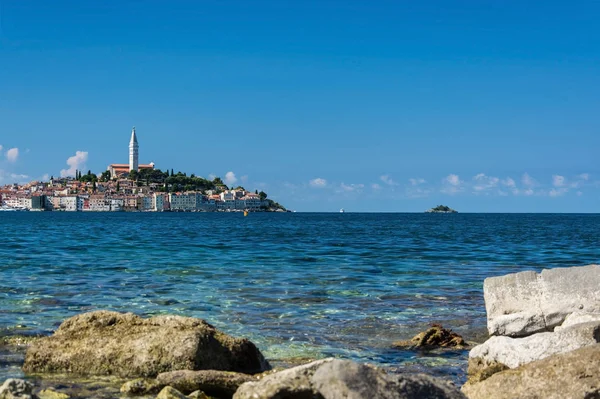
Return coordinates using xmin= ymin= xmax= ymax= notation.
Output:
xmin=0 ymin=128 xmax=286 ymax=212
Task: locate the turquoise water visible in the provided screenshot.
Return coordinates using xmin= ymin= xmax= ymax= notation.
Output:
xmin=1 ymin=212 xmax=599 ymax=383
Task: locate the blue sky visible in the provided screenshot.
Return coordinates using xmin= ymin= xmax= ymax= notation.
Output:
xmin=0 ymin=1 xmax=599 ymax=212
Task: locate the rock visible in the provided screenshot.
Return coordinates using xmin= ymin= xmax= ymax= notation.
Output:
xmin=462 ymin=344 xmax=600 ymax=399
xmin=484 ymin=264 xmax=600 ymax=337
xmin=234 ymin=358 xmax=466 ymax=399
xmin=156 ymin=370 xmax=255 ymax=397
xmin=37 ymin=390 xmax=69 ymax=399
xmin=156 ymin=386 xmax=188 ymax=399
xmin=467 ymin=320 xmax=600 ymax=377
xmin=23 ymin=311 xmax=269 ymax=377
xmin=393 ymin=324 xmax=467 ymax=349
xmin=0 ymin=379 xmax=37 ymax=399
xmin=120 ymin=378 xmax=164 ymax=395
xmin=554 ymin=311 xmax=600 ymax=331
xmin=186 ymin=391 xmax=210 ymax=399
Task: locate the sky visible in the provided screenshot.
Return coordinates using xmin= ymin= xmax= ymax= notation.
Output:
xmin=0 ymin=1 xmax=599 ymax=212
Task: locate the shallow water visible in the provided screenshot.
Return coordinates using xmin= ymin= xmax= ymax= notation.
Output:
xmin=1 ymin=212 xmax=599 ymax=385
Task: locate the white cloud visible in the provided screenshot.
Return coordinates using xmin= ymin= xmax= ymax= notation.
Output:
xmin=441 ymin=174 xmax=463 ymax=194
xmin=473 ymin=173 xmax=499 ymax=192
xmin=552 ymin=175 xmax=566 ymax=187
xmin=309 ymin=178 xmax=327 ymax=188
xmin=371 ymin=183 xmax=382 ymax=190
xmin=0 ymin=145 xmax=3 ymax=152
xmin=339 ymin=183 xmax=364 ymax=192
xmin=240 ymin=175 xmax=248 ymax=184
xmin=41 ymin=174 xmax=50 ymax=182
xmin=549 ymin=188 xmax=568 ymax=197
xmin=6 ymin=148 xmax=19 ymax=163
xmin=380 ymin=175 xmax=398 ymax=186
xmin=577 ymin=191 xmax=583 ymax=196
xmin=579 ymin=173 xmax=590 ymax=181
xmin=60 ymin=151 xmax=88 ymax=178
xmin=446 ymin=174 xmax=461 ymax=186
xmin=208 ymin=173 xmax=216 ymax=181
xmin=224 ymin=171 xmax=237 ymax=186
xmin=521 ymin=173 xmax=537 ymax=187
xmin=501 ymin=177 xmax=516 ymax=188
xmin=409 ymin=178 xmax=426 ymax=186
xmin=523 ymin=188 xmax=534 ymax=196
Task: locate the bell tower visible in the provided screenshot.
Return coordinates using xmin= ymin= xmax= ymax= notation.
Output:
xmin=129 ymin=126 xmax=139 ymax=172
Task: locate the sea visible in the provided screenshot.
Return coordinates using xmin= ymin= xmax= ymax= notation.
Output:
xmin=1 ymin=212 xmax=599 ymax=386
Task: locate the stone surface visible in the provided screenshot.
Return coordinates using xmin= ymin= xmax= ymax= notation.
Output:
xmin=234 ymin=358 xmax=466 ymax=399
xmin=186 ymin=391 xmax=210 ymax=399
xmin=484 ymin=264 xmax=600 ymax=337
xmin=462 ymin=344 xmax=600 ymax=399
xmin=0 ymin=379 xmax=37 ymax=399
xmin=23 ymin=311 xmax=270 ymax=377
xmin=555 ymin=311 xmax=600 ymax=331
xmin=156 ymin=386 xmax=188 ymax=399
xmin=37 ymin=390 xmax=69 ymax=399
xmin=393 ymin=324 xmax=467 ymax=349
xmin=120 ymin=378 xmax=164 ymax=395
xmin=468 ymin=320 xmax=600 ymax=376
xmin=156 ymin=370 xmax=255 ymax=397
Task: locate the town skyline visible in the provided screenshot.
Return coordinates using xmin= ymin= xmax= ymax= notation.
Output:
xmin=1 ymin=2 xmax=599 ymax=212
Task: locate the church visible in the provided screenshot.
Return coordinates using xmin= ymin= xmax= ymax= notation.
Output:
xmin=107 ymin=127 xmax=155 ymax=178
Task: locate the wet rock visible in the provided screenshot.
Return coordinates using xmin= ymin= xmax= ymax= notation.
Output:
xmin=484 ymin=264 xmax=600 ymax=337
xmin=187 ymin=391 xmax=209 ymax=399
xmin=36 ymin=390 xmax=69 ymax=399
xmin=0 ymin=379 xmax=37 ymax=399
xmin=462 ymin=344 xmax=600 ymax=399
xmin=468 ymin=320 xmax=600 ymax=377
xmin=233 ymin=358 xmax=466 ymax=399
xmin=23 ymin=311 xmax=270 ymax=378
xmin=156 ymin=386 xmax=187 ymax=399
xmin=393 ymin=324 xmax=467 ymax=349
xmin=156 ymin=370 xmax=254 ymax=397
xmin=120 ymin=378 xmax=164 ymax=395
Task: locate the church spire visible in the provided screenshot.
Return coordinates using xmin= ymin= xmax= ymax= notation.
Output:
xmin=129 ymin=126 xmax=139 ymax=172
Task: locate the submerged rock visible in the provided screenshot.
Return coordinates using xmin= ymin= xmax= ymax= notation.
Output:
xmin=462 ymin=344 xmax=600 ymax=399
xmin=23 ymin=311 xmax=270 ymax=378
xmin=233 ymin=358 xmax=466 ymax=399
xmin=484 ymin=264 xmax=600 ymax=337
xmin=36 ymin=390 xmax=69 ymax=399
xmin=156 ymin=370 xmax=255 ymax=397
xmin=393 ymin=324 xmax=467 ymax=349
xmin=467 ymin=320 xmax=600 ymax=378
xmin=0 ymin=379 xmax=37 ymax=399
xmin=120 ymin=378 xmax=164 ymax=395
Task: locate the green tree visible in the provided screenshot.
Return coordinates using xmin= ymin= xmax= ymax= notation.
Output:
xmin=92 ymin=181 xmax=97 ymax=192
xmin=259 ymin=191 xmax=267 ymax=201
xmin=116 ymin=182 xmax=120 ymax=192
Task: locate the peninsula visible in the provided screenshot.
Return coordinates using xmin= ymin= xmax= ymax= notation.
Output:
xmin=0 ymin=128 xmax=286 ymax=212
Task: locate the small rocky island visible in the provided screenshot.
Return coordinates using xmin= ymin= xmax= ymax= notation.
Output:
xmin=426 ymin=205 xmax=458 ymax=213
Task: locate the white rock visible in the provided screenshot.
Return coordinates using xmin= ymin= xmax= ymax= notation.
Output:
xmin=554 ymin=312 xmax=600 ymax=331
xmin=484 ymin=264 xmax=600 ymax=336
xmin=469 ymin=321 xmax=600 ymax=369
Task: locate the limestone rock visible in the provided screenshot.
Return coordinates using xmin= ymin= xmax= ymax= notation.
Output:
xmin=462 ymin=344 xmax=600 ymax=399
xmin=37 ymin=390 xmax=69 ymax=399
xmin=156 ymin=370 xmax=255 ymax=397
xmin=555 ymin=311 xmax=600 ymax=331
xmin=120 ymin=378 xmax=164 ymax=395
xmin=468 ymin=320 xmax=600 ymax=376
xmin=0 ymin=379 xmax=37 ymax=399
xmin=23 ymin=311 xmax=270 ymax=378
xmin=186 ymin=391 xmax=210 ymax=399
xmin=156 ymin=386 xmax=187 ymax=399
xmin=393 ymin=324 xmax=467 ymax=349
xmin=484 ymin=264 xmax=600 ymax=337
xmin=234 ymin=358 xmax=466 ymax=399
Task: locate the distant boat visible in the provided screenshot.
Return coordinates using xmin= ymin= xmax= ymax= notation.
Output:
xmin=340 ymin=208 xmax=345 ymax=213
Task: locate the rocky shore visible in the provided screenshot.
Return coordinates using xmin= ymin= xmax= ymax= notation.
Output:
xmin=1 ymin=264 xmax=599 ymax=398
